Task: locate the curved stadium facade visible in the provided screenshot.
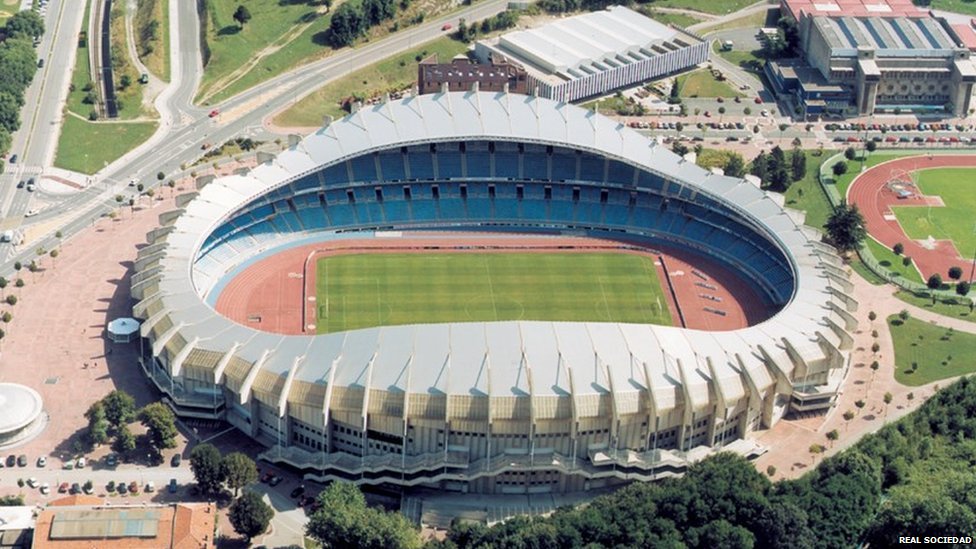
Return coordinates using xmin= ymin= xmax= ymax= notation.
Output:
xmin=132 ymin=92 xmax=857 ymax=494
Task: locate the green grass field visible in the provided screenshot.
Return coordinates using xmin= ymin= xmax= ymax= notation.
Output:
xmin=889 ymin=316 xmax=976 ymax=386
xmin=891 ymin=168 xmax=976 ymax=260
xmin=54 ymin=117 xmax=158 ymax=174
xmin=315 ymin=252 xmax=673 ymax=333
xmin=675 ymin=69 xmax=744 ymax=99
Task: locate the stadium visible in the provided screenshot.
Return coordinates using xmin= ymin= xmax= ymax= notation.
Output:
xmin=131 ymin=91 xmax=856 ymax=494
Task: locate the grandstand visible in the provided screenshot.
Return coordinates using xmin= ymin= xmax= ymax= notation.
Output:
xmin=131 ymin=91 xmax=856 ymax=494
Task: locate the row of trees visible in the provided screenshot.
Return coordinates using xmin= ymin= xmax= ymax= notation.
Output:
xmin=0 ymin=10 xmax=45 ymax=166
xmin=750 ymin=144 xmax=807 ymax=191
xmin=329 ymin=0 xmax=399 ymax=47
xmin=453 ymin=11 xmax=519 ymax=43
xmin=189 ymin=443 xmax=272 ymax=542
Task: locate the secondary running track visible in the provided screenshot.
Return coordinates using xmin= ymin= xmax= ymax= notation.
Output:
xmin=847 ymin=154 xmax=976 ymax=280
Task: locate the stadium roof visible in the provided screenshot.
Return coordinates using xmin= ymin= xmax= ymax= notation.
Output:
xmin=495 ymin=6 xmax=682 ymax=75
xmin=137 ymin=91 xmax=852 ymax=411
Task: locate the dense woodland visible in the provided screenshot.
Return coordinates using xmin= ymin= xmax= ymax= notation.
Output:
xmin=307 ymin=377 xmax=976 ymax=548
xmin=0 ymin=11 xmax=44 ymax=168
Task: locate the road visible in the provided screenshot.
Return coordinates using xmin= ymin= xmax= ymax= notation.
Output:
xmin=0 ymin=0 xmax=516 ymax=277
xmin=0 ymin=0 xmax=86 ymax=240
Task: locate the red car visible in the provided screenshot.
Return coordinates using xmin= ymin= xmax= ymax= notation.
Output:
xmin=208 ymin=109 xmax=220 ymax=118
xmin=442 ymin=23 xmax=452 ymax=31
xmin=58 ymin=482 xmax=69 ymax=493
xmin=260 ymin=471 xmax=274 ymax=483
xmin=753 ymin=97 xmax=762 ymax=104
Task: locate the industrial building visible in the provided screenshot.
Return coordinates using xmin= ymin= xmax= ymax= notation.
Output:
xmin=473 ymin=6 xmax=708 ymax=102
xmin=417 ymin=54 xmax=528 ymax=95
xmin=772 ymin=0 xmax=976 ymax=116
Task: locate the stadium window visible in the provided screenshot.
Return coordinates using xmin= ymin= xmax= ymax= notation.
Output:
xmin=459 ymin=142 xmax=466 ymax=153
xmin=516 ymin=185 xmax=524 ymax=200
xmin=572 ymin=187 xmax=580 ymax=202
xmin=374 ymin=187 xmax=383 ymax=202
xmin=346 ymin=189 xmax=355 ymax=203
xmin=546 ymin=145 xmax=553 ymax=155
xmin=403 ymin=186 xmax=412 ymax=200
xmin=517 ymin=143 xmax=525 ymax=154
xmin=488 ymin=184 xmax=496 ymax=198
xmin=429 ymin=143 xmax=437 ymax=153
xmin=544 ymin=186 xmax=552 ymax=200
xmin=629 ymin=192 xmax=637 ymax=207
xmin=431 ymin=185 xmax=440 ymax=199
xmin=488 ymin=142 xmax=495 ymax=153
xmin=460 ymin=184 xmax=467 ymax=199
xmin=600 ymin=189 xmax=608 ymax=204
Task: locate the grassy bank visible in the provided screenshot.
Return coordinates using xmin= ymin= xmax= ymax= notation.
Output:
xmin=134 ymin=0 xmax=169 ymax=81
xmin=889 ymin=315 xmax=976 ymax=386
xmin=273 ymin=36 xmax=466 ymax=128
xmin=54 ymin=116 xmax=158 ymax=174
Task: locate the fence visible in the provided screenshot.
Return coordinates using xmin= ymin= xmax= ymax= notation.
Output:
xmin=816 ymin=150 xmax=975 ymax=306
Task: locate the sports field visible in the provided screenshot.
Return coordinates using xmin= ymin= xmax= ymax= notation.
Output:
xmin=891 ymin=168 xmax=976 ymax=257
xmin=314 ymin=252 xmax=673 ymax=334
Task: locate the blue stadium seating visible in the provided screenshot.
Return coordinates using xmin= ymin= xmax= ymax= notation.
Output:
xmin=194 ymin=141 xmax=796 ymax=306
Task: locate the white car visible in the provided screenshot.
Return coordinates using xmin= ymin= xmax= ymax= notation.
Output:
xmin=75 ymin=457 xmax=86 ymax=468
xmin=145 ymin=481 xmax=155 ymax=493
xmin=26 ymin=477 xmax=38 ymax=488
xmin=36 ymin=456 xmax=46 ymax=467
xmin=39 ymin=482 xmax=50 ymax=495
xmin=24 ymin=209 xmax=38 ymax=217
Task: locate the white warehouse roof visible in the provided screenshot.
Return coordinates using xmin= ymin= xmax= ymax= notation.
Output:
xmin=498 ymin=6 xmax=680 ymax=75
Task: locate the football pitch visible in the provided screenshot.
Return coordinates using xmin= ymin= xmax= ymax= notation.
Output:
xmin=314 ymin=252 xmax=673 ymax=334
xmin=892 ymin=168 xmax=976 ymax=256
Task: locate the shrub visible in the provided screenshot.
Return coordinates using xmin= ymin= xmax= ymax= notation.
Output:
xmin=871 ymin=342 xmax=880 ymax=353
xmin=868 ymin=311 xmax=877 ymax=321
xmin=892 ymin=243 xmax=904 ymax=255
xmin=902 ymin=256 xmax=912 ymax=267
xmin=948 ymin=266 xmax=963 ymax=280
xmin=957 ymin=281 xmax=971 ymax=296
xmin=927 ymin=273 xmax=943 ymax=289
xmin=5 ymin=295 xmax=16 ymax=306
xmin=832 ymin=161 xmax=848 ymax=176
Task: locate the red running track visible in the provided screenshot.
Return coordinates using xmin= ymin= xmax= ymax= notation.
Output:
xmin=213 ymin=233 xmax=773 ymax=335
xmin=847 ymin=155 xmax=976 ymax=280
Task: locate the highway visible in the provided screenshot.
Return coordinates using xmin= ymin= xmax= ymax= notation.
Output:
xmin=0 ymin=0 xmax=516 ymax=274
xmin=0 ymin=0 xmax=86 ymax=237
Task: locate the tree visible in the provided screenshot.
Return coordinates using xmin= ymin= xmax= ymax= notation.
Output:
xmin=5 ymin=295 xmax=16 ymax=306
xmin=233 ymin=5 xmax=252 ymax=27
xmin=957 ymin=281 xmax=971 ymax=296
xmin=790 ymin=148 xmax=807 ymax=182
xmin=725 ymin=153 xmax=746 ymax=178
xmin=0 ymin=92 xmax=22 ymax=134
xmin=899 ymin=309 xmax=910 ymax=321
xmin=138 ymin=402 xmax=178 ymax=451
xmin=0 ymin=277 xmax=6 ymax=298
xmin=687 ymin=520 xmax=754 ymax=549
xmin=85 ymin=401 xmax=109 ymax=445
xmin=750 ymin=150 xmax=768 ymax=182
xmin=832 ymin=160 xmax=848 ymax=176
xmin=156 ymin=171 xmax=165 ymax=181
xmin=823 ymin=202 xmax=866 ymax=253
xmin=329 ymin=3 xmax=366 ymax=47
xmin=113 ymin=424 xmax=136 ymax=454
xmin=826 ymin=429 xmax=839 ymax=447
xmin=190 ymin=443 xmax=226 ymax=496
xmin=927 ymin=273 xmax=943 ymax=290
xmin=948 ymin=266 xmax=963 ymax=280
xmin=229 ymin=490 xmax=274 ymax=542
xmin=883 ymin=392 xmax=893 ymax=418
xmin=222 ymin=452 xmax=258 ymax=498
xmin=307 ymin=483 xmax=421 ymax=549
xmin=102 ymin=390 xmax=136 ymax=427
xmin=844 ymin=147 xmax=857 ymax=160
xmin=893 ymin=242 xmax=904 ymax=255
xmin=865 ymin=140 xmax=877 ymax=153
xmin=5 ymin=10 xmax=45 ymax=38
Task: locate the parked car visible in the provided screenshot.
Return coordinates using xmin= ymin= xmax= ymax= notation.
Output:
xmin=26 ymin=477 xmax=38 ymax=488
xmin=39 ymin=482 xmax=50 ymax=495
xmin=290 ymin=485 xmax=306 ymax=498
xmin=17 ymin=455 xmax=27 ymax=467
xmin=117 ymin=482 xmax=128 ymax=495
xmin=36 ymin=456 xmax=46 ymax=467
xmin=69 ymin=483 xmax=80 ymax=495
xmin=170 ymin=454 xmax=181 ymax=467
xmin=58 ymin=482 xmax=69 ymax=493
xmin=105 ymin=454 xmax=118 ymax=467
xmin=145 ymin=481 xmax=155 ymax=493
xmin=75 ymin=457 xmax=86 ymax=468
xmin=168 ymin=479 xmax=178 ymax=494
xmin=269 ymin=475 xmax=283 ymax=486
xmin=260 ymin=471 xmax=274 ymax=483
xmin=129 ymin=481 xmax=139 ymax=493
xmin=16 ymin=180 xmax=24 ymax=189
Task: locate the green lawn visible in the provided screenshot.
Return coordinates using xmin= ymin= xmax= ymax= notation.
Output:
xmin=135 ymin=0 xmax=170 ymax=81
xmin=927 ymin=0 xmax=976 ymax=16
xmin=698 ymin=8 xmax=768 ymax=33
xmin=783 ymin=150 xmax=832 ymax=229
xmin=714 ymin=44 xmax=764 ymax=75
xmin=889 ymin=316 xmax=976 ymax=386
xmin=865 ymin=236 xmax=923 ymax=284
xmin=54 ymin=117 xmax=158 ymax=174
xmin=896 ymin=290 xmax=976 ymax=324
xmin=675 ymin=69 xmax=744 ymax=99
xmin=274 ymin=37 xmax=467 ymax=127
xmin=643 ymin=10 xmax=702 ymax=28
xmin=66 ymin=0 xmax=94 ymax=118
xmin=891 ymin=168 xmax=976 ymax=262
xmin=314 ymin=252 xmax=673 ymax=333
xmin=648 ymin=0 xmax=757 ymax=15
xmin=197 ymin=0 xmax=329 ymax=103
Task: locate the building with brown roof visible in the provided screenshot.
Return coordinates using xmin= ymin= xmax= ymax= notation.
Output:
xmin=32 ymin=498 xmax=215 ymax=549
xmin=417 ymin=54 xmax=528 ymax=95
